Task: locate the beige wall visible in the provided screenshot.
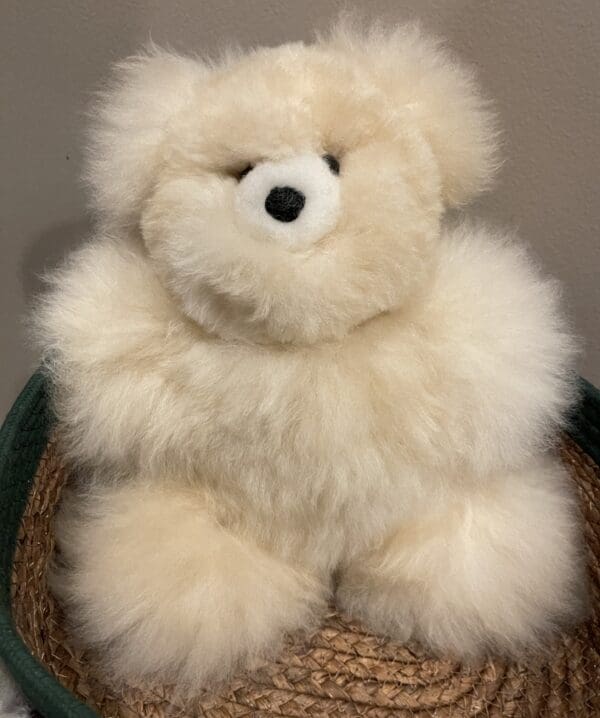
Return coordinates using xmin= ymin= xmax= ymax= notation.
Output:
xmin=2 ymin=0 xmax=598 ymax=419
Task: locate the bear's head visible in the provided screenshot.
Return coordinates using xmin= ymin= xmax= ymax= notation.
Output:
xmin=87 ymin=23 xmax=498 ymax=344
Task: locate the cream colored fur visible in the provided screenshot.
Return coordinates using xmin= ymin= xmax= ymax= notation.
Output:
xmin=34 ymin=22 xmax=585 ymax=690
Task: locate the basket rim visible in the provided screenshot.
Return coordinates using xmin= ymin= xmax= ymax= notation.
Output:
xmin=0 ymin=370 xmax=599 ymax=718
xmin=0 ymin=371 xmax=97 ymax=718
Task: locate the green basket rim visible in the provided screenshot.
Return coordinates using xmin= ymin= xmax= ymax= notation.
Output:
xmin=0 ymin=371 xmax=97 ymax=718
xmin=0 ymin=370 xmax=599 ymax=718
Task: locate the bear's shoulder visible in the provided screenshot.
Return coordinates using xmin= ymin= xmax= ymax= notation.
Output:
xmin=352 ymin=222 xmax=578 ymax=473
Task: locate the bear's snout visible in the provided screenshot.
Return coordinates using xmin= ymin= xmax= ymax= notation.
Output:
xmin=234 ymin=153 xmax=340 ymax=249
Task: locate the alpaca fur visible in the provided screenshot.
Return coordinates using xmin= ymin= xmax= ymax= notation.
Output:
xmin=35 ymin=22 xmax=586 ymax=690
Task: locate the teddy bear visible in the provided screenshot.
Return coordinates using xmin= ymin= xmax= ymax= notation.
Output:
xmin=35 ymin=22 xmax=586 ymax=690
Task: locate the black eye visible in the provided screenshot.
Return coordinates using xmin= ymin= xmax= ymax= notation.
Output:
xmin=236 ymin=164 xmax=254 ymax=181
xmin=322 ymin=154 xmax=340 ymax=175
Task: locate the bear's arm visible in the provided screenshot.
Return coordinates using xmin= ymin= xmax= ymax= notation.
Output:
xmin=34 ymin=236 xmax=217 ymax=473
xmin=408 ymin=222 xmax=578 ymax=474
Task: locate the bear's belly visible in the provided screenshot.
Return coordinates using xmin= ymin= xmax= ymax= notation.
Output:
xmin=170 ymin=341 xmax=428 ymax=567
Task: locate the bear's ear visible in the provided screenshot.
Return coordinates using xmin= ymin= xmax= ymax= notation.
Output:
xmin=324 ymin=22 xmax=500 ymax=207
xmin=85 ymin=47 xmax=203 ymax=229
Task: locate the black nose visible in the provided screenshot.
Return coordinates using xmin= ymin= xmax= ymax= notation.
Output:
xmin=265 ymin=186 xmax=305 ymax=222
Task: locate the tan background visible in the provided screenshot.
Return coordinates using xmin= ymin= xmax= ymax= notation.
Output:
xmin=1 ymin=0 xmax=598 ymax=419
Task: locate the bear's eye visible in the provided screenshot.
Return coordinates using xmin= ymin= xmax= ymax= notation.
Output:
xmin=234 ymin=164 xmax=254 ymax=182
xmin=322 ymin=154 xmax=340 ymax=175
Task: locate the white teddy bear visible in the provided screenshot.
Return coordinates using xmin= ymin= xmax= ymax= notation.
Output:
xmin=36 ymin=23 xmax=586 ymax=690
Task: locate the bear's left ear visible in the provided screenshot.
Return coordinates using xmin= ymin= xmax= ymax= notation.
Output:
xmin=85 ymin=47 xmax=204 ymax=229
xmin=325 ymin=23 xmax=500 ymax=207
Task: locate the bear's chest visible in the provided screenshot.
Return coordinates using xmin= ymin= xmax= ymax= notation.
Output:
xmin=179 ymin=332 xmax=428 ymax=545
xmin=185 ymin=343 xmax=405 ymax=562
xmin=184 ymin=317 xmax=441 ymax=483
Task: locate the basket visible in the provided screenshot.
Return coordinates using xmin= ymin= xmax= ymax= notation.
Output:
xmin=1 ymin=371 xmax=599 ymax=718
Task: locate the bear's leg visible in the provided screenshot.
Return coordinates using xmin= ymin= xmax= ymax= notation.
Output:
xmin=52 ymin=481 xmax=328 ymax=688
xmin=336 ymin=457 xmax=586 ymax=658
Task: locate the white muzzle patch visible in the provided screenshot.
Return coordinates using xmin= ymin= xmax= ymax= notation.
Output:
xmin=234 ymin=154 xmax=340 ymax=250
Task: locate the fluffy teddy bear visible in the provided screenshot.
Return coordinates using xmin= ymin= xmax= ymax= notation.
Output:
xmin=35 ymin=22 xmax=586 ymax=690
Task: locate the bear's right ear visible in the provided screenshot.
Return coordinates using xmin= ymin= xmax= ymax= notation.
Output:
xmin=85 ymin=48 xmax=203 ymax=230
xmin=323 ymin=21 xmax=500 ymax=207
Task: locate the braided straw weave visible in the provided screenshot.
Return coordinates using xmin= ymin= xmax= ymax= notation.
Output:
xmin=11 ymin=437 xmax=600 ymax=717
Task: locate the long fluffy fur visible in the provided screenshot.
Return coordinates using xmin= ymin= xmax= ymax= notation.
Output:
xmin=52 ymin=483 xmax=327 ymax=687
xmin=34 ymin=23 xmax=585 ymax=690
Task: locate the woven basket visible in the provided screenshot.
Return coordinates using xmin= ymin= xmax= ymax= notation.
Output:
xmin=1 ymin=372 xmax=599 ymax=718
